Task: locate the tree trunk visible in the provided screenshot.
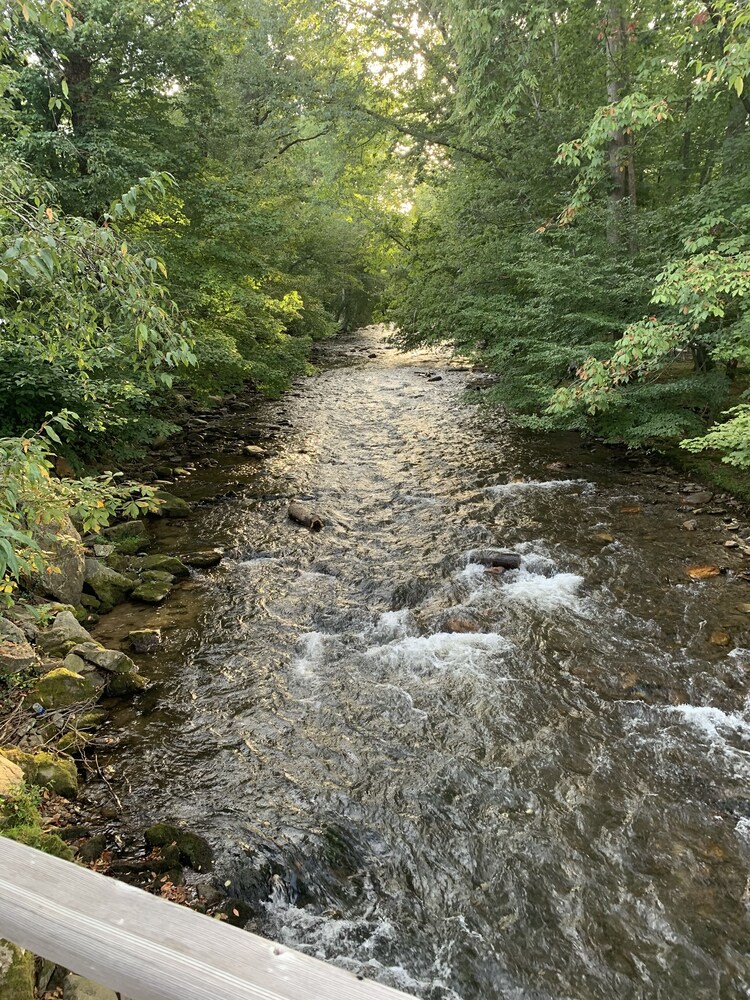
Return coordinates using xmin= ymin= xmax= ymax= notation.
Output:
xmin=605 ymin=2 xmax=627 ymax=245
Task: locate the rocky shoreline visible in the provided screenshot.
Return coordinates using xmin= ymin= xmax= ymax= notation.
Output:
xmin=0 ymin=374 xmax=292 ymax=1000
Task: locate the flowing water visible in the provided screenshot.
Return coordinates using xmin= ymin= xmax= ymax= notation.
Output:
xmin=93 ymin=327 xmax=750 ymax=999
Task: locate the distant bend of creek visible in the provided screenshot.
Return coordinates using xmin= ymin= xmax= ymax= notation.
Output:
xmin=91 ymin=327 xmax=750 ymax=999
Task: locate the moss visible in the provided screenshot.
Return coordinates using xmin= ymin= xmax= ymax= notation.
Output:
xmin=112 ymin=533 xmax=148 ymax=555
xmin=3 ymin=825 xmax=73 ymax=860
xmin=27 ymin=668 xmax=100 ymax=710
xmin=145 ymin=822 xmax=213 ymax=872
xmin=1 ymin=748 xmax=78 ymax=798
xmin=0 ymin=780 xmax=73 ymax=863
xmin=0 ymin=940 xmax=34 ymax=1000
xmin=131 ymin=578 xmax=172 ymax=603
xmin=141 ymin=555 xmax=190 ymax=578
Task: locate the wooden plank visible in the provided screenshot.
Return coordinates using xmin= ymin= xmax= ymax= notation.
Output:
xmin=0 ymin=837 xmax=414 ymax=1000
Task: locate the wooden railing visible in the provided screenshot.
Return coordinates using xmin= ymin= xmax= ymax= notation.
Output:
xmin=0 ymin=837 xmax=414 ymax=1000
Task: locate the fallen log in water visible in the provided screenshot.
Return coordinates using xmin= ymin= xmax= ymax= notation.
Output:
xmin=288 ymin=502 xmax=325 ymax=531
xmin=466 ymin=548 xmax=522 ymax=569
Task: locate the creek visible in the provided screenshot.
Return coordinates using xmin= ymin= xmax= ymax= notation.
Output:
xmin=91 ymin=327 xmax=750 ymax=999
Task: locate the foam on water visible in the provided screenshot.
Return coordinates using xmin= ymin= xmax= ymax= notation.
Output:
xmin=457 ymin=561 xmax=488 ymax=583
xmin=263 ymin=897 xmax=464 ymax=1000
xmin=667 ymin=701 xmax=750 ymax=750
xmin=487 ymin=478 xmax=592 ymax=496
xmin=365 ymin=630 xmax=513 ymax=678
xmin=293 ymin=631 xmax=328 ymax=675
xmin=369 ymin=608 xmax=417 ymax=642
xmin=502 ymin=566 xmax=585 ymax=611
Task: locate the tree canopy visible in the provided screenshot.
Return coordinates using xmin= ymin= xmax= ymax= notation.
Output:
xmin=3 ymin=0 xmax=750 ymax=589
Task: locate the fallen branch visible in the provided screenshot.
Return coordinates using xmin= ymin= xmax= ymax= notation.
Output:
xmin=288 ymin=502 xmax=324 ymax=532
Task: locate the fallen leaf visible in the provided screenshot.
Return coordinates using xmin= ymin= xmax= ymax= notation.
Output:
xmin=709 ymin=630 xmax=731 ymax=646
xmin=686 ymin=564 xmax=721 ymax=580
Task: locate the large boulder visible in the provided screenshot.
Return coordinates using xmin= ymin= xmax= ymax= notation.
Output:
xmin=27 ymin=515 xmax=85 ymax=605
xmin=0 ymin=940 xmax=34 ymax=1000
xmin=0 ymin=754 xmax=24 ymax=796
xmin=2 ymin=748 xmax=78 ymax=799
xmin=37 ymin=610 xmax=94 ymax=657
xmin=84 ymin=559 xmax=134 ymax=610
xmin=28 ymin=668 xmax=101 ymax=710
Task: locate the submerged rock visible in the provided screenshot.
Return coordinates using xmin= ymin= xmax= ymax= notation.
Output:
xmin=132 ymin=576 xmax=173 ymax=603
xmin=182 ymin=549 xmax=223 ymax=569
xmin=152 ymin=491 xmax=192 ymax=518
xmin=145 ymin=822 xmax=213 ymax=872
xmin=128 ymin=628 xmax=161 ymax=653
xmin=466 ymin=548 xmax=522 ymax=569
xmin=243 ymin=445 xmax=267 ymax=458
xmin=107 ymin=671 xmax=148 ymax=697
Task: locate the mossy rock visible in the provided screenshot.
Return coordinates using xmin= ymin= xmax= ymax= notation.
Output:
xmin=83 ymin=559 xmax=134 ymax=611
xmin=68 ymin=643 xmax=135 ymax=675
xmin=2 ymin=748 xmax=78 ymax=799
xmin=100 ymin=519 xmax=149 ymax=543
xmin=36 ymin=610 xmax=94 ymax=657
xmin=75 ymin=708 xmax=108 ymax=731
xmin=131 ymin=578 xmax=173 ymax=604
xmin=2 ymin=825 xmax=73 ymax=860
xmin=0 ymin=940 xmax=34 ymax=1000
xmin=151 ymin=491 xmax=192 ymax=518
xmin=140 ymin=570 xmax=174 ymax=584
xmin=108 ymin=671 xmax=148 ymax=697
xmin=27 ymin=668 xmax=101 ymax=710
xmin=56 ymin=731 xmax=92 ymax=755
xmin=141 ymin=555 xmax=190 ymax=578
xmin=145 ymin=822 xmax=213 ymax=872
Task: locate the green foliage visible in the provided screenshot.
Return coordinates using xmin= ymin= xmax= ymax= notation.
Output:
xmin=377 ymin=0 xmax=750 ymax=467
xmin=0 ymin=412 xmax=160 ymax=598
xmin=0 ymin=780 xmax=73 ymax=860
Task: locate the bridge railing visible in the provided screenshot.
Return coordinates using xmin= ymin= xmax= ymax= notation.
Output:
xmin=0 ymin=836 xmax=414 ymax=1000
